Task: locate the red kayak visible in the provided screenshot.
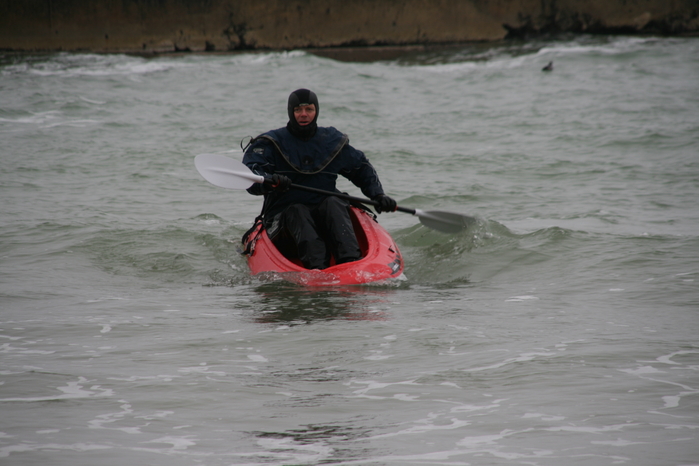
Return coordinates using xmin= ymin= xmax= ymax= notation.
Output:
xmin=241 ymin=206 xmax=404 ymax=286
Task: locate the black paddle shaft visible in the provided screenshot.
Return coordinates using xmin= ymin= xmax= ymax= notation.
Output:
xmin=265 ymin=178 xmax=415 ymax=215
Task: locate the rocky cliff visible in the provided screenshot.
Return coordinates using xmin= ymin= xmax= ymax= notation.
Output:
xmin=2 ymin=0 xmax=698 ymax=53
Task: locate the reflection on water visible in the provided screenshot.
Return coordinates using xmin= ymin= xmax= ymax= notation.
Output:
xmin=250 ymin=283 xmax=397 ymax=323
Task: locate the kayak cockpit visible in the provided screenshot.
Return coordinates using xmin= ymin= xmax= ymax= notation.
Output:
xmin=241 ymin=206 xmax=403 ymax=286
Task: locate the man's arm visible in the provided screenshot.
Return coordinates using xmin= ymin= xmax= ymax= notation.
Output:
xmin=341 ymin=146 xmax=385 ymax=200
xmin=342 ymin=145 xmax=397 ymax=213
xmin=242 ymin=140 xmax=277 ymax=196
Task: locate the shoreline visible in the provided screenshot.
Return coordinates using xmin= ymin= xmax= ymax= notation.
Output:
xmin=1 ymin=0 xmax=697 ymax=54
xmin=3 ymin=33 xmax=697 ymax=63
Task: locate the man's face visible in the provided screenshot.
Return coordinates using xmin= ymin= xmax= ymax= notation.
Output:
xmin=293 ymin=104 xmax=316 ymax=126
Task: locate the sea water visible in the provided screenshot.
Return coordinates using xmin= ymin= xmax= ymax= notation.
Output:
xmin=1 ymin=35 xmax=698 ymax=465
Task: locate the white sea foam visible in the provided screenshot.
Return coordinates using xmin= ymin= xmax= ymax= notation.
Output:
xmin=364 ymin=350 xmax=394 ymax=360
xmin=178 ymin=366 xmax=227 ymax=376
xmin=142 ymin=435 xmax=197 ymax=450
xmin=0 ymin=442 xmax=112 ymax=458
xmin=543 ymin=423 xmax=638 ymax=434
xmin=463 ymin=351 xmax=556 ymax=372
xmin=247 ymin=354 xmax=268 ymax=362
xmin=367 ymin=417 xmax=471 ymax=440
xmin=620 ymin=365 xmax=664 ymax=376
xmin=505 ymin=295 xmax=539 ymax=302
xmin=0 ymin=377 xmax=112 ymax=402
xmin=655 ymin=350 xmax=699 ymax=365
xmin=523 ymin=412 xmax=566 ymax=421
xmin=347 ymin=379 xmax=421 ymax=399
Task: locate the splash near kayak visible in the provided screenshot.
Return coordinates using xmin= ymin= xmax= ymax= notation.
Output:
xmin=241 ymin=206 xmax=404 ymax=286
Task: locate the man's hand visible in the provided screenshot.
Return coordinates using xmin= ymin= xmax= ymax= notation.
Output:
xmin=269 ymin=174 xmax=292 ymax=192
xmin=372 ymin=194 xmax=397 ymax=213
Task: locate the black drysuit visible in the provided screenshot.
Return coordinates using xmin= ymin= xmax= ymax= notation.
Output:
xmin=242 ymin=126 xmax=386 ymax=269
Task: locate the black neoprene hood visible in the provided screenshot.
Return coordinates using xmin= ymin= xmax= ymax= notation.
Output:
xmin=286 ymin=88 xmax=319 ymax=140
xmin=287 ymin=89 xmax=319 ymax=121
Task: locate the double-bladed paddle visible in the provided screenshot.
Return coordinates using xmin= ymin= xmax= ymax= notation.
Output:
xmin=194 ymin=153 xmax=475 ymax=233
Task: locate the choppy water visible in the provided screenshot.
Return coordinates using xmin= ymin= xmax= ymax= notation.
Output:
xmin=1 ymin=35 xmax=698 ymax=465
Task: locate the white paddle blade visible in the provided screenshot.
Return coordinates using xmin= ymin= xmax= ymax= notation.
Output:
xmin=414 ymin=209 xmax=475 ymax=233
xmin=194 ymin=154 xmax=264 ymax=190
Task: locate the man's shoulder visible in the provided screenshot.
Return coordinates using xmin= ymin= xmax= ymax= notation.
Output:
xmin=317 ymin=126 xmax=345 ymax=138
xmin=316 ymin=127 xmax=349 ymax=149
xmin=257 ymin=127 xmax=289 ymax=141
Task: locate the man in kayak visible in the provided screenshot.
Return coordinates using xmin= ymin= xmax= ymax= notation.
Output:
xmin=242 ymin=88 xmax=397 ymax=270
